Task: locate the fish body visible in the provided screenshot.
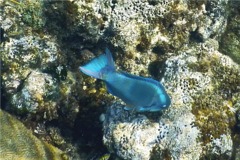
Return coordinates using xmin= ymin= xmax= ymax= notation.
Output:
xmin=80 ymin=49 xmax=171 ymax=112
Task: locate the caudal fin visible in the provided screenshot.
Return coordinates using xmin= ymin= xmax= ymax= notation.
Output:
xmin=79 ymin=48 xmax=115 ymax=79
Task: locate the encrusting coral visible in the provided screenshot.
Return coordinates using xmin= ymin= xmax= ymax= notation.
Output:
xmin=0 ymin=109 xmax=68 ymax=160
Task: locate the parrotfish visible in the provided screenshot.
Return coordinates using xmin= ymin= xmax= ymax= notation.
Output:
xmin=79 ymin=48 xmax=171 ymax=112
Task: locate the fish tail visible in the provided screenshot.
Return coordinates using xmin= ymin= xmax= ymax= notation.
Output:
xmin=79 ymin=48 xmax=115 ymax=80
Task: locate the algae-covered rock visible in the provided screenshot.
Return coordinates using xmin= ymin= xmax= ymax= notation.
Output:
xmin=103 ymin=103 xmax=201 ymax=160
xmin=1 ymin=30 xmax=64 ymax=117
xmin=1 ymin=0 xmax=82 ymax=125
xmin=219 ymin=1 xmax=240 ymax=64
xmin=74 ymin=0 xmax=229 ymax=53
xmin=9 ymin=70 xmax=59 ymax=117
xmin=60 ymin=0 xmax=231 ymax=83
xmin=1 ymin=0 xmax=240 ymax=159
xmin=0 ymin=109 xmax=67 ymax=160
xmin=103 ymin=40 xmax=240 ymax=160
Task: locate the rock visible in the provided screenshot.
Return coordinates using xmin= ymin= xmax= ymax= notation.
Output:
xmin=74 ymin=0 xmax=229 ymax=52
xmin=1 ymin=32 xmax=64 ymax=118
xmin=9 ymin=70 xmax=58 ymax=118
xmin=103 ymin=40 xmax=240 ymax=159
xmin=1 ymin=0 xmax=240 ymax=159
xmin=103 ymin=103 xmax=201 ymax=160
xmin=219 ymin=1 xmax=240 ymax=64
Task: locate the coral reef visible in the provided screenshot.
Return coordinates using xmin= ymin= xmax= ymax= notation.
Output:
xmin=74 ymin=0 xmax=229 ymax=52
xmin=103 ymin=40 xmax=240 ymax=159
xmin=0 ymin=109 xmax=67 ymax=160
xmin=103 ymin=103 xmax=201 ymax=160
xmin=1 ymin=1 xmax=94 ymax=158
xmin=219 ymin=1 xmax=240 ymax=64
xmin=1 ymin=0 xmax=240 ymax=159
xmin=9 ymin=70 xmax=58 ymax=116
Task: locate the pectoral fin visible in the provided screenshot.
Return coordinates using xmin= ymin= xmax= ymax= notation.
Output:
xmin=136 ymin=105 xmax=161 ymax=112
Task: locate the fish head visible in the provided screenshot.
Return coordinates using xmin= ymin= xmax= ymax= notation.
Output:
xmin=133 ymin=92 xmax=171 ymax=112
xmin=148 ymin=93 xmax=171 ymax=111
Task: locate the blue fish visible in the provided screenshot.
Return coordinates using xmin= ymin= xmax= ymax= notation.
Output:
xmin=79 ymin=49 xmax=171 ymax=112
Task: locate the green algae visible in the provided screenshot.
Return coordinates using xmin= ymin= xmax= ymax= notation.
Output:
xmin=192 ymin=94 xmax=235 ymax=144
xmin=136 ymin=28 xmax=152 ymax=52
xmin=188 ymin=48 xmax=239 ymax=153
xmin=219 ymin=3 xmax=240 ymax=64
xmin=5 ymin=0 xmax=45 ymax=36
xmin=20 ymin=0 xmax=45 ymax=31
